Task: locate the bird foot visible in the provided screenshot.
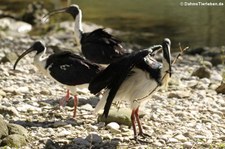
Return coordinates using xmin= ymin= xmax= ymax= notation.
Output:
xmin=138 ymin=132 xmax=151 ymax=138
xmin=59 ymin=97 xmax=67 ymax=107
xmin=131 ymin=136 xmax=151 ymax=144
xmin=59 ymin=96 xmax=73 ymax=107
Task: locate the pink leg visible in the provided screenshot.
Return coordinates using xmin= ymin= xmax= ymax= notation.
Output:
xmin=131 ymin=109 xmax=137 ymax=138
xmin=135 ymin=107 xmax=143 ymax=135
xmin=59 ymin=90 xmax=70 ymax=107
xmin=73 ymin=95 xmax=78 ymax=118
xmin=135 ymin=107 xmax=150 ymax=138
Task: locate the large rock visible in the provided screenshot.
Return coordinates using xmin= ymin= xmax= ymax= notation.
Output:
xmin=0 ymin=117 xmax=28 ymax=147
xmin=44 ymin=139 xmax=61 ymax=149
xmin=211 ymin=55 xmax=224 ymax=66
xmin=85 ymin=134 xmax=102 ymax=144
xmin=0 ymin=116 xmax=8 ymax=139
xmin=97 ymin=107 xmax=132 ymax=126
xmin=97 ymin=107 xmax=145 ymax=127
xmin=187 ymin=47 xmax=221 ymax=57
xmin=1 ymin=134 xmax=27 ymax=147
xmin=7 ymin=124 xmax=28 ymax=139
xmin=191 ymin=66 xmax=211 ymax=79
xmin=0 ymin=106 xmax=19 ymax=116
xmin=0 ymin=18 xmax=32 ymax=33
xmin=0 ymin=52 xmax=18 ymax=63
xmin=186 ymin=47 xmax=224 ymax=66
xmin=186 ymin=47 xmax=206 ymax=55
xmin=216 ymin=83 xmax=225 ymax=94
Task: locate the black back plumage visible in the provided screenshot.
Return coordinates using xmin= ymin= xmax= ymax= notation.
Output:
xmin=81 ymin=28 xmax=126 ymax=64
xmin=89 ymin=49 xmax=158 ymax=117
xmin=136 ymin=57 xmax=162 ymax=85
xmin=46 ymin=51 xmax=102 ymax=86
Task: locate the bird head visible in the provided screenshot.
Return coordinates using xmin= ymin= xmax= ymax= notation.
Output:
xmin=162 ymin=38 xmax=172 ymax=77
xmin=13 ymin=41 xmax=45 ymax=70
xmin=44 ymin=4 xmax=81 ymax=20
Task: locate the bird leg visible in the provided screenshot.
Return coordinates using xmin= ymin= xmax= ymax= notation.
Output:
xmin=135 ymin=107 xmax=151 ymax=138
xmin=59 ymin=89 xmax=70 ymax=107
xmin=73 ymin=95 xmax=78 ymax=118
xmin=131 ymin=108 xmax=151 ymax=144
xmin=131 ymin=109 xmax=138 ymax=140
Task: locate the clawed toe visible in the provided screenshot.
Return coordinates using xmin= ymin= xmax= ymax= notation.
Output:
xmin=131 ymin=136 xmax=151 ymax=144
xmin=59 ymin=97 xmax=68 ymax=107
xmin=138 ymin=132 xmax=151 ymax=138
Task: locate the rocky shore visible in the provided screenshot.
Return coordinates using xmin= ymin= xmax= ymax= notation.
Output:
xmin=0 ymin=7 xmax=225 ymax=149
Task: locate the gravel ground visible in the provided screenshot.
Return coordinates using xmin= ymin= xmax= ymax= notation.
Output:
xmin=0 ymin=17 xmax=225 ymax=149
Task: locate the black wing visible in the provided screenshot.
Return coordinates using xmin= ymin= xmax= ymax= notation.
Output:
xmin=81 ymin=28 xmax=126 ymax=64
xmin=89 ymin=49 xmax=151 ymax=117
xmin=46 ymin=51 xmax=102 ymax=86
xmin=136 ymin=56 xmax=162 ymax=85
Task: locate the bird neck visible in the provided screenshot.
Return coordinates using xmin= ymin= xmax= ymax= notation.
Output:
xmin=161 ymin=58 xmax=170 ymax=76
xmin=34 ymin=49 xmax=48 ymax=74
xmin=160 ymin=58 xmax=171 ymax=89
xmin=74 ymin=11 xmax=83 ymax=45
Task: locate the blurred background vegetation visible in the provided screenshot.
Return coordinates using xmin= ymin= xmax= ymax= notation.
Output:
xmin=0 ymin=0 xmax=225 ymax=49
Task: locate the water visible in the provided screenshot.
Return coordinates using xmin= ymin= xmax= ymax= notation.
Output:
xmin=1 ymin=0 xmax=225 ymax=49
xmin=68 ymin=0 xmax=225 ymax=49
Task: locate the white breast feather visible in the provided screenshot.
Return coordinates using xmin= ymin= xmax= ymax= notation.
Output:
xmin=94 ymin=67 xmax=159 ymax=113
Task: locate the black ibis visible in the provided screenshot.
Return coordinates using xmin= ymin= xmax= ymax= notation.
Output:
xmin=13 ymin=41 xmax=103 ymax=118
xmin=44 ymin=4 xmax=127 ymax=64
xmin=88 ymin=38 xmax=172 ymax=141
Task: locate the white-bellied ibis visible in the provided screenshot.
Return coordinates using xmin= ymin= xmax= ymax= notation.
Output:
xmin=13 ymin=41 xmax=103 ymax=118
xmin=88 ymin=39 xmax=172 ymax=141
xmin=44 ymin=4 xmax=127 ymax=64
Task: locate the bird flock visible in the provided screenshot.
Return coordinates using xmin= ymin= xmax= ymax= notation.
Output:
xmin=13 ymin=4 xmax=172 ymax=143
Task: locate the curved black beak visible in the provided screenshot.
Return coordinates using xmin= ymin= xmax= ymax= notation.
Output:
xmin=43 ymin=5 xmax=80 ymax=21
xmin=13 ymin=47 xmax=35 ymax=70
xmin=162 ymin=38 xmax=172 ymax=77
xmin=43 ymin=7 xmax=68 ymax=21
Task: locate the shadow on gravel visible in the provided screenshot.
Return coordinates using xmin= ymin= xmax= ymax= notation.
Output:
xmin=9 ymin=118 xmax=79 ymax=128
xmin=37 ymin=96 xmax=100 ymax=108
xmin=44 ymin=134 xmax=119 ymax=149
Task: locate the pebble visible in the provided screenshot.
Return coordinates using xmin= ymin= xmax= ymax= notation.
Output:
xmin=15 ymin=86 xmax=30 ymax=94
xmin=167 ymin=138 xmax=179 ymax=143
xmin=88 ymin=124 xmax=98 ymax=131
xmin=153 ymin=140 xmax=164 ymax=147
xmin=86 ymin=134 xmax=102 ymax=144
xmin=80 ymin=104 xmax=93 ymax=111
xmin=16 ymin=104 xmax=41 ymax=112
xmin=56 ymin=129 xmax=71 ymax=137
xmin=73 ymin=137 xmax=90 ymax=146
xmin=0 ymin=105 xmax=19 ymax=116
xmin=0 ymin=90 xmax=6 ymax=97
xmin=106 ymin=122 xmax=121 ymax=133
xmin=168 ymin=90 xmax=190 ymax=98
xmin=52 ymin=121 xmax=68 ymax=128
xmin=183 ymin=141 xmax=193 ymax=148
xmin=175 ymin=134 xmax=188 ymax=142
